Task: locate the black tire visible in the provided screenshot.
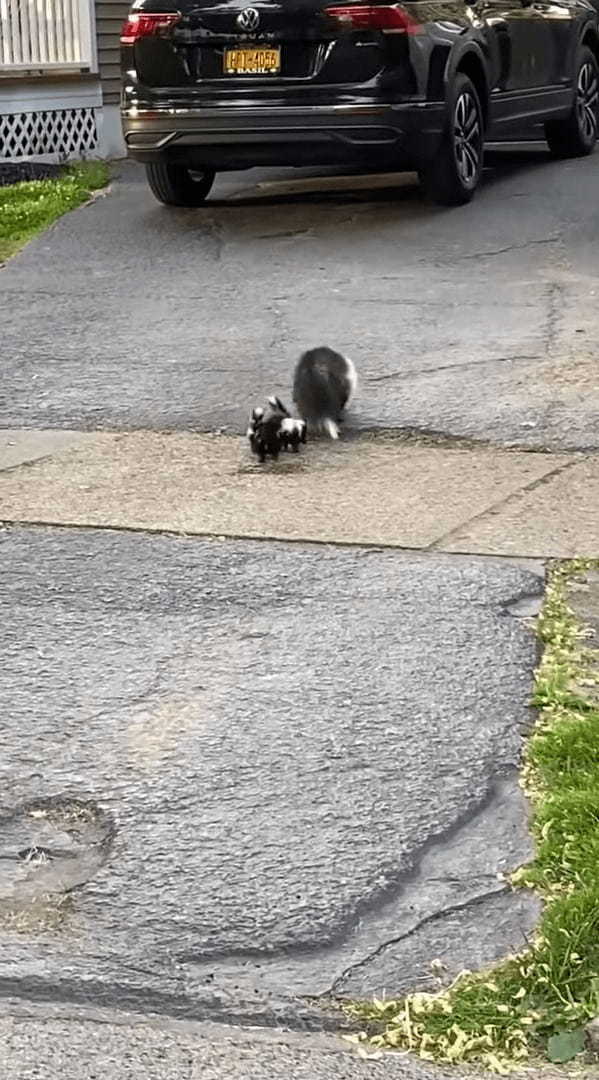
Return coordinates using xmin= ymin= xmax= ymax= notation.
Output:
xmin=419 ymin=73 xmax=484 ymax=206
xmin=545 ymin=46 xmax=598 ymax=158
xmin=145 ymin=161 xmax=215 ymax=207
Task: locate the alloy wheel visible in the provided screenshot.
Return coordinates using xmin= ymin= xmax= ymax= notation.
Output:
xmin=576 ymin=60 xmax=598 ymax=142
xmin=453 ymin=90 xmax=481 ymax=188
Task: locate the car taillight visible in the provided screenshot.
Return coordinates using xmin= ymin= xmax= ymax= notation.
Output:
xmin=326 ymin=4 xmax=419 ymax=32
xmin=120 ymin=12 xmax=180 ymax=44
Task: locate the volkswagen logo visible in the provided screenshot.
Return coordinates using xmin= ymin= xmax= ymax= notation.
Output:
xmin=237 ymin=6 xmax=260 ymax=30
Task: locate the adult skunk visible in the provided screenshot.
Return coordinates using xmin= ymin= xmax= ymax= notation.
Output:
xmin=292 ymin=347 xmax=357 ymax=439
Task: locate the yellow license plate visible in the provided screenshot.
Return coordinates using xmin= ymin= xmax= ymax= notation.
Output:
xmin=224 ymin=47 xmax=281 ymax=75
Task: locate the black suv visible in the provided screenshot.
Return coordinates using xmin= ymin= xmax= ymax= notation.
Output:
xmin=121 ymin=0 xmax=599 ymax=206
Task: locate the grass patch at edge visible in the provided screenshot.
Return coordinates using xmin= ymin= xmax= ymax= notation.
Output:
xmin=0 ymin=160 xmax=109 ymax=262
xmin=344 ymin=559 xmax=599 ymax=1072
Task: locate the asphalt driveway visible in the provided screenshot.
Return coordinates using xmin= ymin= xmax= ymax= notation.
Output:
xmin=1 ymin=151 xmax=598 ymax=448
xmin=0 ymin=526 xmax=542 ymax=1026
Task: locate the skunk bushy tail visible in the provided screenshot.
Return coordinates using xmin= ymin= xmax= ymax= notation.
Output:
xmin=292 ymin=347 xmax=357 ymax=439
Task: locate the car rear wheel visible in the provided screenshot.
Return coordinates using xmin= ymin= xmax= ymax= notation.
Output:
xmin=419 ymin=73 xmax=484 ymax=206
xmin=545 ymin=46 xmax=599 ymax=158
xmin=145 ymin=161 xmax=216 ymax=207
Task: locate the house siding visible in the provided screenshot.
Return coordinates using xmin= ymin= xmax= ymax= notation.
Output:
xmin=96 ymin=0 xmax=129 ymax=105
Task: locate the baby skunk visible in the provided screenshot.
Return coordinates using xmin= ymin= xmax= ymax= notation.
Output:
xmin=247 ymin=397 xmax=307 ymax=462
xmin=293 ymin=346 xmax=357 ymax=440
xmin=246 ymin=399 xmax=288 ymax=463
xmin=267 ymin=397 xmax=307 ymax=453
xmin=246 ymin=406 xmax=264 ymax=456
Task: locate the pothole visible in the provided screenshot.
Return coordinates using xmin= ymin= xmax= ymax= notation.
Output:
xmin=505 ymin=593 xmax=544 ymax=618
xmin=0 ymin=796 xmax=115 ymax=931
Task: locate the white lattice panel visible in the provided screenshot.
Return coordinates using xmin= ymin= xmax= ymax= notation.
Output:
xmin=0 ymin=107 xmax=98 ymax=159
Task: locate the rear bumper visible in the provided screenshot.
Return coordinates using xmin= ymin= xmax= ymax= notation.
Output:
xmin=121 ymin=102 xmax=446 ymax=169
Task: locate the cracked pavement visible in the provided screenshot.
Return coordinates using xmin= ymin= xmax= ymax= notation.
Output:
xmin=0 ymin=528 xmax=542 ymax=1027
xmin=1 ymin=151 xmax=598 ymax=1075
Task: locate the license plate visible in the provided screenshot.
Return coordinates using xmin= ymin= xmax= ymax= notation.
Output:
xmin=224 ymin=47 xmax=281 ymax=75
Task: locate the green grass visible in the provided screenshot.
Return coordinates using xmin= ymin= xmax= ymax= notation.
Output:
xmin=346 ymin=560 xmax=599 ymax=1072
xmin=0 ymin=160 xmax=109 ymax=262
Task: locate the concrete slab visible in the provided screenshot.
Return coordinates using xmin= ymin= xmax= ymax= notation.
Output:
xmin=235 ymin=171 xmax=418 ymax=198
xmin=0 ymin=430 xmax=94 ymax=472
xmin=0 ymin=526 xmax=541 ymax=1027
xmin=439 ymin=458 xmax=599 ymax=558
xmin=0 ymin=430 xmax=583 ymax=556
